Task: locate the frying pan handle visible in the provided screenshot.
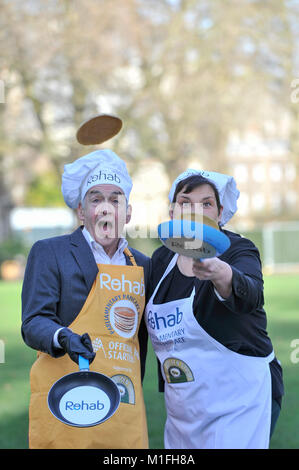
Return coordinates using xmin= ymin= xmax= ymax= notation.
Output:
xmin=78 ymin=355 xmax=90 ymax=371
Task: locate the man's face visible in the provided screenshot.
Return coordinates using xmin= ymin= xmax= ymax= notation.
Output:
xmin=170 ymin=183 xmax=223 ymax=224
xmin=77 ymin=184 xmax=131 ymax=248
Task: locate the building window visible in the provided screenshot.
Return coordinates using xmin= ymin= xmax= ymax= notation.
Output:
xmin=285 ymin=191 xmax=297 ymax=208
xmin=252 ymin=193 xmax=265 ymax=211
xmin=252 ymin=164 xmax=266 ymax=182
xmin=238 ymin=193 xmax=249 ymax=213
xmin=234 ymin=164 xmax=248 ymax=183
xmin=270 ymin=164 xmax=282 ymax=182
xmin=271 ymin=193 xmax=282 ymax=212
xmin=285 ymin=164 xmax=296 ymax=182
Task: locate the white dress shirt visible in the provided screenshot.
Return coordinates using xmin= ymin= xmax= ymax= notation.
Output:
xmin=81 ymin=226 xmax=128 ymax=265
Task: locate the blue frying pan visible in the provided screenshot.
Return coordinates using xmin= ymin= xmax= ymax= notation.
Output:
xmin=158 ymin=215 xmax=230 ymax=259
xmin=48 ymin=356 xmax=120 ymax=428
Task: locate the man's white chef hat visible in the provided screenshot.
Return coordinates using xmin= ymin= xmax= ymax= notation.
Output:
xmin=61 ymin=149 xmax=133 ymax=209
xmin=168 ymin=169 xmax=240 ymax=226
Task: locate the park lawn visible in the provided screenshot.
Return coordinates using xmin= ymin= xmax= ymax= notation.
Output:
xmin=0 ymin=275 xmax=298 ymax=449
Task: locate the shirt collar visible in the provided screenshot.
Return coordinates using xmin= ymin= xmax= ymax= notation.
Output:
xmin=82 ymin=226 xmax=128 ymax=257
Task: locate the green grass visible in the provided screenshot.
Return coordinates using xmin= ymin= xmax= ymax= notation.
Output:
xmin=0 ymin=275 xmax=298 ymax=449
xmin=263 ymin=275 xmax=299 ymax=449
xmin=0 ymin=282 xmax=35 ymax=448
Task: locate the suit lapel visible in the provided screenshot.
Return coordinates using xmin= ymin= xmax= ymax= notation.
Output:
xmin=70 ymin=227 xmax=135 ymax=289
xmin=70 ymin=227 xmax=98 ymax=291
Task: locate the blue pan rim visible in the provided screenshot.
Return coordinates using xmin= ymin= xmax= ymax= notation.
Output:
xmin=158 ymin=219 xmax=230 ymax=254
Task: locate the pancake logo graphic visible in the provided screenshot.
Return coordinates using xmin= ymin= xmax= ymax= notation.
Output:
xmin=114 ymin=307 xmax=135 ymax=334
xmin=110 ymin=300 xmax=138 ymax=338
xmin=163 ymin=358 xmax=194 ymax=384
xmin=111 ymin=374 xmax=135 ymax=404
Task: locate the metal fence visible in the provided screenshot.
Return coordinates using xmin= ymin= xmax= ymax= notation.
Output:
xmin=239 ymin=221 xmax=299 ymax=273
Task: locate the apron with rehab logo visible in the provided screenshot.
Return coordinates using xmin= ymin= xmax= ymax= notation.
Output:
xmin=29 ymin=248 xmax=148 ymax=449
xmin=145 ymin=253 xmax=274 ymax=449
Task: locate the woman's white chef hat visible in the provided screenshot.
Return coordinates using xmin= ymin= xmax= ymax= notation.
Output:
xmin=168 ymin=169 xmax=240 ymax=226
xmin=61 ymin=149 xmax=133 ymax=209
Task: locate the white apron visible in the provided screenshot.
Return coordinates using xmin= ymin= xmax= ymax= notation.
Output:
xmin=145 ymin=254 xmax=274 ymax=449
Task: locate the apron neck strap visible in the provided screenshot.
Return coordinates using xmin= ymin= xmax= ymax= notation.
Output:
xmin=124 ymin=247 xmax=137 ymax=266
xmin=150 ymin=253 xmax=178 ymax=301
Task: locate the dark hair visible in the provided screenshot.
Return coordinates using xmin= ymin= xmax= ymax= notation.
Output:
xmin=172 ymin=175 xmax=222 ymax=215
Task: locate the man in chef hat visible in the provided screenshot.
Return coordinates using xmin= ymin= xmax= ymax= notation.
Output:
xmin=22 ymin=149 xmax=150 ymax=449
xmin=62 ymin=149 xmax=133 ymax=253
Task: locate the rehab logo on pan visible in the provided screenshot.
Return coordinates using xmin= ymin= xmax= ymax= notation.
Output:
xmin=59 ymin=386 xmax=111 ymax=426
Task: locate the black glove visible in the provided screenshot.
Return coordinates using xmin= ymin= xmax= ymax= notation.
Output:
xmin=58 ymin=328 xmax=96 ymax=365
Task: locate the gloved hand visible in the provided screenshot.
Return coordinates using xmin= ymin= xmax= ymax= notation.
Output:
xmin=58 ymin=328 xmax=96 ymax=365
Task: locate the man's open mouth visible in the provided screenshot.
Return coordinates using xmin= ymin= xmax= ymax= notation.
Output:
xmin=95 ymin=217 xmax=117 ymax=238
xmin=99 ymin=220 xmax=113 ymax=232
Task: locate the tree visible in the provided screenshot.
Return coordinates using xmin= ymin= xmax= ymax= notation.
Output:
xmin=0 ymin=0 xmax=298 ymax=217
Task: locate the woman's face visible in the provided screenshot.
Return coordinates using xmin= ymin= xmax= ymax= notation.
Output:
xmin=170 ymin=183 xmax=223 ymax=224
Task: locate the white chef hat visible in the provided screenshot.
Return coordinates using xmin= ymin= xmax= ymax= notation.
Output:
xmin=61 ymin=149 xmax=133 ymax=209
xmin=168 ymin=168 xmax=240 ymax=226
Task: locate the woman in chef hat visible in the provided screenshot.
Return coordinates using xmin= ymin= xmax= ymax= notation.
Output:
xmin=145 ymin=169 xmax=284 ymax=449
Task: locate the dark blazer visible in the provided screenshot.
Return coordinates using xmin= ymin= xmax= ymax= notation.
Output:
xmin=21 ymin=226 xmax=150 ymax=379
